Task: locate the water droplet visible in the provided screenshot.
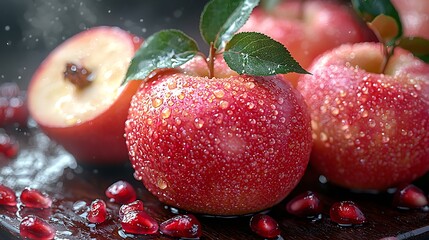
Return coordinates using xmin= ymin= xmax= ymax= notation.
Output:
xmin=214 ymin=113 xmax=224 ymax=124
xmin=147 ymin=118 xmax=153 ymax=125
xmin=344 ymin=131 xmax=352 ymax=140
xmin=161 ymin=108 xmax=171 ymax=119
xmin=382 ymin=135 xmax=390 ymax=143
xmin=174 ymin=117 xmax=182 ymax=125
xmin=320 ymin=132 xmax=328 ymax=142
xmin=194 ymin=118 xmax=204 ymax=129
xmin=4 ymin=26 xmax=10 ymax=31
xmin=157 ymin=178 xmax=167 ymax=189
xmin=213 ymin=89 xmax=225 ymax=98
xmin=167 ymin=81 xmax=177 ymax=90
xmin=178 ymin=92 xmax=185 ymax=100
xmin=219 ymin=100 xmax=229 ymax=109
xmin=368 ymin=119 xmax=376 ymax=128
xmin=223 ymin=82 xmax=231 ymax=89
xmin=245 ymin=82 xmax=255 ymax=89
xmin=152 ymin=98 xmax=163 ymax=108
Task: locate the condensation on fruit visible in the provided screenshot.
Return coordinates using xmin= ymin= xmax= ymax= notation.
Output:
xmin=126 ymin=72 xmax=312 ymax=215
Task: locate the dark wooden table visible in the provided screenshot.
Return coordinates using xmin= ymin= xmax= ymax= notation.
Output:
xmin=1 ymin=126 xmax=429 ymax=240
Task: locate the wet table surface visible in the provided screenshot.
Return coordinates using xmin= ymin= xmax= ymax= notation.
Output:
xmin=1 ymin=126 xmax=429 ymax=240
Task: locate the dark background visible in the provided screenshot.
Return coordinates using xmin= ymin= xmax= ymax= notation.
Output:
xmin=0 ymin=0 xmax=209 ymax=88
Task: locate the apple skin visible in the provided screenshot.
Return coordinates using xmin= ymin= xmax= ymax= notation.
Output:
xmin=28 ymin=27 xmax=143 ymax=164
xmin=391 ymin=0 xmax=429 ymax=39
xmin=297 ymin=42 xmax=429 ymax=190
xmin=125 ymin=56 xmax=312 ymax=215
xmin=240 ymin=0 xmax=376 ymax=87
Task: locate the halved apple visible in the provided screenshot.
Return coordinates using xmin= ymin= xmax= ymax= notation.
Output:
xmin=28 ymin=26 xmax=143 ymax=164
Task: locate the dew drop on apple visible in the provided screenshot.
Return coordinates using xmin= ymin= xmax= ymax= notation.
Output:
xmin=368 ymin=118 xmax=376 ymax=128
xmin=193 ymin=118 xmax=204 ymax=129
xmin=247 ymin=102 xmax=255 ymax=109
xmin=167 ymin=81 xmax=177 ymax=90
xmin=152 ymin=98 xmax=163 ymax=108
xmin=213 ymin=113 xmax=223 ymax=124
xmin=331 ymin=107 xmax=339 ymax=116
xmin=320 ymin=132 xmax=328 ymax=142
xmin=157 ymin=178 xmax=167 ymax=189
xmin=161 ymin=108 xmax=171 ymax=119
xmin=213 ymin=89 xmax=225 ymax=98
xmin=219 ymin=100 xmax=229 ymax=109
xmin=382 ymin=135 xmax=390 ymax=143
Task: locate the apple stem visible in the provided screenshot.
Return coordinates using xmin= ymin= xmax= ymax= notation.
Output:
xmin=63 ymin=63 xmax=94 ymax=89
xmin=207 ymin=42 xmax=215 ymax=79
xmin=381 ymin=45 xmax=394 ymax=73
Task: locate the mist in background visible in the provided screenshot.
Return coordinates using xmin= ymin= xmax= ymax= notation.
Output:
xmin=0 ymin=0 xmax=208 ymax=88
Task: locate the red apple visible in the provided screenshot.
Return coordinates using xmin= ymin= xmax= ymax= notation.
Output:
xmin=391 ymin=0 xmax=429 ymax=39
xmin=28 ymin=26 xmax=143 ymax=164
xmin=240 ymin=0 xmax=376 ymax=86
xmin=125 ymin=56 xmax=312 ymax=215
xmin=297 ymin=42 xmax=429 ymax=190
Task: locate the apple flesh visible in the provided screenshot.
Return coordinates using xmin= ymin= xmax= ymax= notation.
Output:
xmin=125 ymin=56 xmax=312 ymax=215
xmin=297 ymin=42 xmax=429 ymax=190
xmin=240 ymin=0 xmax=376 ymax=86
xmin=28 ymin=26 xmax=143 ymax=164
xmin=391 ymin=0 xmax=429 ymax=39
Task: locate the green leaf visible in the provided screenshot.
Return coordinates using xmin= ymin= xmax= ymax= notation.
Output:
xmin=124 ymin=30 xmax=198 ymax=84
xmin=200 ymin=0 xmax=259 ymax=52
xmin=224 ymin=32 xmax=309 ymax=76
xmin=351 ymin=0 xmax=402 ymax=46
xmin=398 ymin=36 xmax=429 ymax=63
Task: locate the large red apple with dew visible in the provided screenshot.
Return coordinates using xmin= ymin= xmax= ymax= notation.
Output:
xmin=28 ymin=26 xmax=143 ymax=164
xmin=297 ymin=41 xmax=429 ymax=190
xmin=124 ymin=0 xmax=312 ymax=215
xmin=239 ymin=0 xmax=376 ymax=86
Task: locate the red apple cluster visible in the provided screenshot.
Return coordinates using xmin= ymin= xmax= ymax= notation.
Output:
xmin=22 ymin=0 xmax=429 ymax=238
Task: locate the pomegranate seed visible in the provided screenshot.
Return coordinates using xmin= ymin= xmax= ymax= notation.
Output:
xmin=250 ymin=214 xmax=281 ymax=239
xmin=0 ymin=184 xmax=17 ymax=206
xmin=105 ymin=180 xmax=137 ymax=204
xmin=20 ymin=215 xmax=55 ymax=240
xmin=20 ymin=188 xmax=52 ymax=209
xmin=121 ymin=210 xmax=159 ymax=235
xmin=160 ymin=214 xmax=202 ymax=238
xmin=87 ymin=199 xmax=108 ymax=224
xmin=119 ymin=200 xmax=144 ymax=220
xmin=330 ymin=201 xmax=366 ymax=226
xmin=0 ymin=132 xmax=19 ymax=159
xmin=286 ymin=191 xmax=323 ymax=218
xmin=393 ymin=184 xmax=428 ymax=209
